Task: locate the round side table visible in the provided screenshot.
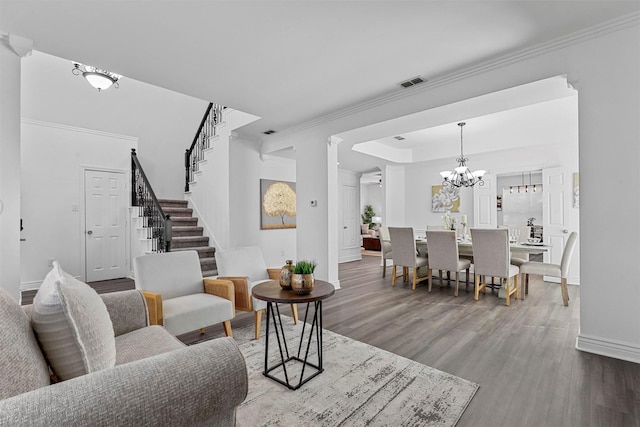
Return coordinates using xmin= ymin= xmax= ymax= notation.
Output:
xmin=252 ymin=280 xmax=335 ymax=390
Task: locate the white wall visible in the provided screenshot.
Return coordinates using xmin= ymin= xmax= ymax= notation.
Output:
xmin=21 ymin=51 xmax=207 ymax=200
xmin=229 ymin=137 xmax=297 ymax=268
xmin=20 ymin=120 xmax=136 ymax=288
xmin=0 ymin=40 xmax=22 ymax=301
xmin=403 ymin=142 xmax=577 ymax=234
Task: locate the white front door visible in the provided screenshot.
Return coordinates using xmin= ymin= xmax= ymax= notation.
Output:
xmin=85 ymin=170 xmax=128 ymax=282
xmin=542 ymin=167 xmax=572 ymax=282
xmin=473 ymin=173 xmax=497 ymax=228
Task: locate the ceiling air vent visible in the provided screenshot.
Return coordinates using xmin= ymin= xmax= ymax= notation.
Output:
xmin=398 ymin=76 xmax=425 ymax=88
xmin=394 ymin=136 xmax=406 ymax=141
xmin=263 ymin=129 xmax=276 ymax=135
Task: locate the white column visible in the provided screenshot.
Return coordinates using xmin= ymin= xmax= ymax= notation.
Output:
xmin=294 ymin=135 xmax=340 ymax=289
xmin=0 ymin=33 xmax=32 ymax=301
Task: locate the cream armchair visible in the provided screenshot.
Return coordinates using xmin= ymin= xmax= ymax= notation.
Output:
xmin=133 ymin=250 xmax=235 ymax=337
xmin=216 ymin=246 xmax=299 ymax=339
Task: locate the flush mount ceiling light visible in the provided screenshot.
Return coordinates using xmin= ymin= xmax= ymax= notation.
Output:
xmin=72 ymin=62 xmax=121 ymax=92
xmin=440 ymin=122 xmax=486 ymax=188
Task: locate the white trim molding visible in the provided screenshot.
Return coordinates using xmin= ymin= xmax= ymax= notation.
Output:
xmin=576 ymin=333 xmax=640 ymax=364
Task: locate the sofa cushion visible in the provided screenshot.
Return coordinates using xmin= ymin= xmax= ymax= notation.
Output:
xmin=0 ymin=288 xmax=50 ymax=399
xmin=115 ymin=325 xmax=185 ymax=365
xmin=31 ymin=262 xmax=116 ymax=381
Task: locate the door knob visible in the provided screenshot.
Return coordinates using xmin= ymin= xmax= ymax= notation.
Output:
xmin=562 ymin=229 xmax=568 ymax=234
xmin=87 ymin=230 xmax=93 ymax=235
xmin=344 ymin=226 xmax=347 ymax=229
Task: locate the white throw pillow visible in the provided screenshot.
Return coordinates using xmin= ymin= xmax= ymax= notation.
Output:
xmin=32 ymin=262 xmax=116 ymax=381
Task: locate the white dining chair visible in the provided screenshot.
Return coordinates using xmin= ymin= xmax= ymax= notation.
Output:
xmin=378 ymin=226 xmax=393 ymax=278
xmin=519 ymin=232 xmax=578 ymax=306
xmin=425 ymin=230 xmax=471 ymax=296
xmin=388 ymin=227 xmax=429 ymax=290
xmin=471 ymin=228 xmax=519 ymax=306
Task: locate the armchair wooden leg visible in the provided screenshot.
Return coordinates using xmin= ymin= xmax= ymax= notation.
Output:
xmin=291 ymin=304 xmax=299 ymax=324
xmin=223 ymin=320 xmax=232 ymax=337
xmin=254 ymin=310 xmax=263 ymax=340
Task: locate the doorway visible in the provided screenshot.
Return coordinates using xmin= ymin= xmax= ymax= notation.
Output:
xmin=83 ymin=168 xmax=128 ymax=282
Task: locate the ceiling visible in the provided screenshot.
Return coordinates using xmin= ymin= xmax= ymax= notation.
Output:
xmin=2 ymin=1 xmax=639 ymax=172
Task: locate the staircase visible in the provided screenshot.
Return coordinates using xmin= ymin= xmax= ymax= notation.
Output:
xmin=158 ymin=199 xmax=217 ymax=276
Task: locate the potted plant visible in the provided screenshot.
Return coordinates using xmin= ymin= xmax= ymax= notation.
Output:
xmin=291 ymin=260 xmax=316 ymax=295
xmin=361 ymin=204 xmax=376 ymax=229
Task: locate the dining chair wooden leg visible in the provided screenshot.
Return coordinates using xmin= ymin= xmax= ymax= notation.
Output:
xmin=514 ymin=274 xmax=519 ymax=300
xmin=404 ymin=267 xmax=409 ymax=282
xmin=438 ymin=270 xmax=443 ymax=289
xmin=454 ymin=271 xmax=459 ymax=297
xmin=382 ymin=258 xmax=387 ymax=278
xmin=465 ymin=268 xmax=470 ymax=291
xmin=505 ymin=277 xmax=511 ymax=306
xmin=392 ymin=265 xmax=397 ymax=287
xmin=412 ymin=268 xmax=418 ymax=290
xmin=561 ymin=278 xmax=569 ymax=306
xmin=427 ymin=268 xmax=433 ymax=292
xmin=525 ymin=273 xmax=529 ymax=295
xmin=474 ymin=275 xmax=481 ymax=300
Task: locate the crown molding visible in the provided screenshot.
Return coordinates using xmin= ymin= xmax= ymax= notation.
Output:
xmin=21 ymin=118 xmax=138 ymax=142
xmin=272 ymin=11 xmax=640 ymax=139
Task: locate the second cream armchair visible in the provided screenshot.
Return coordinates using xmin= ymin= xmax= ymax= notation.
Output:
xmin=216 ymin=246 xmax=299 ymax=339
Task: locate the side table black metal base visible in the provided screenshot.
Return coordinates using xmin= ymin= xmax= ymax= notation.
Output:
xmin=263 ymin=300 xmax=324 ymax=390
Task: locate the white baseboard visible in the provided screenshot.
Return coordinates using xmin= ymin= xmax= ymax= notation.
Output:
xmin=339 ymin=253 xmax=362 ymax=263
xmin=330 ymin=279 xmax=341 ymax=290
xmin=576 ymin=333 xmax=640 ymax=364
xmin=20 ymin=281 xmax=42 ymax=291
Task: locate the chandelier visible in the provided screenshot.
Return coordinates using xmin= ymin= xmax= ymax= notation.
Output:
xmin=440 ymin=122 xmax=485 ymax=188
xmin=72 ymin=62 xmax=121 ymax=92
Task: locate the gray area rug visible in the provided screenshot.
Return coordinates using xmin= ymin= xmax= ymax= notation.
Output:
xmin=229 ymin=315 xmax=478 ymax=426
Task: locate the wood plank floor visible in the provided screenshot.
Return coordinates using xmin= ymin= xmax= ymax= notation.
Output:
xmin=23 ymin=255 xmax=640 ymax=426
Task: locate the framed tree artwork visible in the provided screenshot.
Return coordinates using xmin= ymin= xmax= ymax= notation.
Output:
xmin=260 ymin=179 xmax=297 ymax=229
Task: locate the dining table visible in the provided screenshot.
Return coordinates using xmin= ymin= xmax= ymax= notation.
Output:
xmin=415 ymin=237 xmax=549 ymax=255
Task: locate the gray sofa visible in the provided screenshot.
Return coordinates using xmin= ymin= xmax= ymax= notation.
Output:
xmin=0 ymin=288 xmax=248 ymax=426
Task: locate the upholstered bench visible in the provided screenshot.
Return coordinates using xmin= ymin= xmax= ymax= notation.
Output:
xmin=0 ymin=262 xmax=248 ymax=426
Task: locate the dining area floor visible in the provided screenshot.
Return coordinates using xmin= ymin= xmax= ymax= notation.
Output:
xmin=323 ymin=253 xmax=640 ymax=427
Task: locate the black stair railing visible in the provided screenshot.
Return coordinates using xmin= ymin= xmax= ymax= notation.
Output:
xmin=131 ymin=149 xmax=172 ymax=252
xmin=185 ymin=102 xmax=225 ymax=192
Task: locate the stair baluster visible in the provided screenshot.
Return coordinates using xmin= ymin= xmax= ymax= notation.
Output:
xmin=185 ymin=102 xmax=224 ymax=192
xmin=131 ymin=149 xmax=172 ymax=252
